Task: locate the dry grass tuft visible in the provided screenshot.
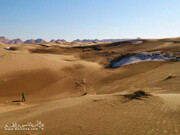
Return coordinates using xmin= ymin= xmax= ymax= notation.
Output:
xmin=123 ymin=90 xmax=151 ymax=100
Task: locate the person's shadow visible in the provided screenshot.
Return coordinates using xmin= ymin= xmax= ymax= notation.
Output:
xmin=12 ymin=100 xmax=22 ymax=102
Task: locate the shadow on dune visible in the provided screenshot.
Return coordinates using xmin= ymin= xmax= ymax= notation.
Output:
xmin=12 ymin=100 xmax=22 ymax=102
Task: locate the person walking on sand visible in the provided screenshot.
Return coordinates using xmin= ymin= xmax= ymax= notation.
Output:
xmin=22 ymin=92 xmax=26 ymax=102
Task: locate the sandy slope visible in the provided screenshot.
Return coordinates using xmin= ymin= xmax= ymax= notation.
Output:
xmin=0 ymin=94 xmax=180 ymax=135
xmin=0 ymin=38 xmax=180 ymax=135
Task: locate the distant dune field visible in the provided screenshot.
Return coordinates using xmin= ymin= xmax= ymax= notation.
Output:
xmin=0 ymin=37 xmax=180 ymax=135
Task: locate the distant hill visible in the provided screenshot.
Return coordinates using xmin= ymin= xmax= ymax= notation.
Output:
xmin=0 ymin=36 xmax=47 ymax=44
xmin=0 ymin=36 xmax=10 ymax=44
xmin=0 ymin=36 xmax=140 ymax=44
xmin=9 ymin=39 xmax=23 ymax=44
xmin=24 ymin=39 xmax=35 ymax=44
xmin=50 ymin=39 xmax=66 ymax=42
xmin=24 ymin=39 xmax=46 ymax=44
xmin=72 ymin=38 xmax=136 ymax=42
xmin=0 ymin=37 xmax=23 ymax=44
xmin=0 ymin=36 xmax=68 ymax=44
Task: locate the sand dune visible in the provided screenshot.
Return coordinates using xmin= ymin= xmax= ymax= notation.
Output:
xmin=0 ymin=38 xmax=180 ymax=134
xmin=1 ymin=94 xmax=180 ymax=135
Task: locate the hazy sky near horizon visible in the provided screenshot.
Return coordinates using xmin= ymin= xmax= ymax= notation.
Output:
xmin=0 ymin=0 xmax=180 ymax=41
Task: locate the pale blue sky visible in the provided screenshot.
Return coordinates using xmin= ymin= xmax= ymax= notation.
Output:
xmin=0 ymin=0 xmax=180 ymax=41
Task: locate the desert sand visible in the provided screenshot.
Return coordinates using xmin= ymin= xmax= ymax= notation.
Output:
xmin=0 ymin=38 xmax=180 ymax=135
